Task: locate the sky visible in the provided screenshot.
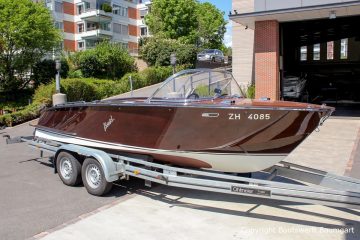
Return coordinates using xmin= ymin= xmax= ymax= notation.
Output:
xmin=199 ymin=0 xmax=232 ymax=47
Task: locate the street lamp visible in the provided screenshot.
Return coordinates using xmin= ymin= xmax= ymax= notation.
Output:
xmin=170 ymin=53 xmax=176 ymax=75
xmin=52 ymin=59 xmax=67 ymax=106
xmin=55 ymin=59 xmax=61 ymax=93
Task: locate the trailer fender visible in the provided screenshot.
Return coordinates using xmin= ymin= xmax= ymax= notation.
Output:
xmin=55 ymin=144 xmax=119 ymax=182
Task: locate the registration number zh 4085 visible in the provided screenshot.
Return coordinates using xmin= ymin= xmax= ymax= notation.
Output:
xmin=228 ymin=113 xmax=271 ymax=120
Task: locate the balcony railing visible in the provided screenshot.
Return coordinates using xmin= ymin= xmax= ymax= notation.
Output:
xmin=79 ymin=28 xmax=113 ymax=39
xmin=79 ymin=8 xmax=112 ymax=22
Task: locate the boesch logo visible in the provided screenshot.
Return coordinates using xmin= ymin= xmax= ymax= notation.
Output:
xmin=103 ymin=115 xmax=115 ymax=132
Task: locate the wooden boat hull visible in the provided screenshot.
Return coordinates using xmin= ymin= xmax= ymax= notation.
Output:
xmin=35 ymin=101 xmax=332 ymax=172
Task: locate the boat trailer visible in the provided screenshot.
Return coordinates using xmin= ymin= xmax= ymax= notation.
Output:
xmin=5 ymin=135 xmax=360 ymax=210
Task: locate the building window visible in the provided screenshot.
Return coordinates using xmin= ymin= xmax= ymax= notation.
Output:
xmin=86 ymin=39 xmax=98 ymax=49
xmin=327 ymin=41 xmax=334 ymax=60
xmin=84 ymin=2 xmax=90 ymax=10
xmin=77 ymin=2 xmax=90 ymax=15
xmin=113 ymin=23 xmax=121 ymax=33
xmin=100 ymin=22 xmax=111 ymax=31
xmin=340 ymin=38 xmax=348 ymax=59
xmin=45 ymin=0 xmax=52 ymax=10
xmin=140 ymin=27 xmax=148 ymax=36
xmin=122 ymin=25 xmax=128 ymax=35
xmin=113 ymin=4 xmax=128 ymax=17
xmin=54 ymin=1 xmax=63 ymax=13
xmin=54 ymin=21 xmax=63 ymax=30
xmin=87 ymin=22 xmax=97 ymax=31
xmin=121 ymin=42 xmax=128 ymax=49
xmin=313 ymin=43 xmax=320 ymax=61
xmin=140 ymin=9 xmax=148 ymax=19
xmin=300 ymin=46 xmax=307 ymax=61
xmin=78 ymin=23 xmax=84 ymax=33
xmin=113 ymin=23 xmax=128 ymax=36
xmin=77 ymin=4 xmax=83 ymax=14
xmin=78 ymin=41 xmax=85 ymax=50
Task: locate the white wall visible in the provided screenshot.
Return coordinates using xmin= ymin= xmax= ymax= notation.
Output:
xmin=232 ymin=0 xmax=255 ymax=87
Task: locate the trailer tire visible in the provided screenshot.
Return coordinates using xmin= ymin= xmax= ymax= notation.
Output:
xmin=56 ymin=151 xmax=82 ymax=186
xmin=82 ymin=158 xmax=113 ymax=196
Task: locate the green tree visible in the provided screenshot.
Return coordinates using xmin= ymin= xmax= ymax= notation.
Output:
xmin=220 ymin=45 xmax=232 ymax=56
xmin=145 ymin=0 xmax=198 ymax=44
xmin=140 ymin=37 xmax=196 ymax=66
xmin=75 ymin=41 xmax=137 ymax=79
xmin=196 ymin=2 xmax=227 ymax=49
xmin=0 ymin=0 xmax=61 ymax=92
xmin=145 ymin=0 xmax=226 ymax=49
xmin=32 ymin=59 xmax=69 ymax=87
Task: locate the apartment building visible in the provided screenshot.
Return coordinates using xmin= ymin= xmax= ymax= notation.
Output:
xmin=230 ymin=0 xmax=360 ymax=108
xmin=40 ymin=0 xmax=150 ymax=52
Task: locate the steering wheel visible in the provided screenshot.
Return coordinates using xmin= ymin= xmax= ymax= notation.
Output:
xmin=187 ymin=93 xmax=199 ymax=99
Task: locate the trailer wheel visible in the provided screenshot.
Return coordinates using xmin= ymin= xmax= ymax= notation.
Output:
xmin=56 ymin=151 xmax=82 ymax=186
xmin=81 ymin=158 xmax=113 ymax=196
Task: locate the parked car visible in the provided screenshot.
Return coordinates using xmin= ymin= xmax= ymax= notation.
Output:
xmin=197 ymin=49 xmax=224 ymax=63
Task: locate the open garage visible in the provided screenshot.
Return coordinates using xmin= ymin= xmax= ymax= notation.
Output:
xmin=230 ymin=0 xmax=360 ymax=115
xmin=281 ymin=16 xmax=360 ymax=111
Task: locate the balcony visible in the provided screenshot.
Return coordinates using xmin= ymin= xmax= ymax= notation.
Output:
xmin=79 ymin=9 xmax=112 ymax=22
xmin=79 ymin=26 xmax=113 ymax=40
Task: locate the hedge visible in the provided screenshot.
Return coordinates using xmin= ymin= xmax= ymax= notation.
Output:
xmin=0 ymin=103 xmax=42 ymax=127
xmin=32 ymin=78 xmax=126 ymax=105
xmin=0 ymin=66 xmax=192 ymax=127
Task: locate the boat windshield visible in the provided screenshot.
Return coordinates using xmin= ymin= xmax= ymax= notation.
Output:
xmin=146 ymin=69 xmax=244 ymax=102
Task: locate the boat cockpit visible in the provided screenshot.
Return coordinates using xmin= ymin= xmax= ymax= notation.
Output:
xmin=145 ymin=69 xmax=245 ymax=103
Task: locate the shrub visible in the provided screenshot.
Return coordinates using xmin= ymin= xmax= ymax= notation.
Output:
xmin=0 ymin=103 xmax=41 ymax=127
xmin=33 ymin=82 xmax=57 ymax=105
xmin=119 ymin=66 xmax=180 ymax=89
xmin=101 ymin=3 xmax=112 ymax=12
xmin=120 ymin=73 xmax=146 ymax=90
xmin=33 ymin=78 xmax=129 ymax=107
xmin=246 ymin=84 xmax=255 ymax=99
xmin=141 ymin=66 xmax=173 ymax=85
xmin=67 ymin=69 xmax=83 ymax=78
xmin=62 ymin=79 xmax=97 ymax=102
xmin=75 ymin=41 xmax=137 ymax=79
xmin=140 ymin=37 xmax=197 ymax=67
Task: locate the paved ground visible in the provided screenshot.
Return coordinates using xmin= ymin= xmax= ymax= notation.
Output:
xmin=105 ymin=82 xmax=162 ymax=99
xmin=1 ymin=115 xmax=359 ymax=239
xmin=40 ymin=187 xmax=360 ymax=240
xmin=36 ymin=117 xmax=360 ymax=240
xmin=285 ymin=118 xmax=360 ymax=176
xmin=0 ymin=121 xmax=143 ymax=240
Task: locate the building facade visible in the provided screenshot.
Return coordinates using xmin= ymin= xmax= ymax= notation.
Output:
xmin=230 ymin=0 xmax=360 ymax=104
xmin=39 ymin=0 xmax=150 ymax=52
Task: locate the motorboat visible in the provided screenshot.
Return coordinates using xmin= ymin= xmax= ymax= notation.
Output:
xmin=34 ymin=69 xmax=334 ymax=173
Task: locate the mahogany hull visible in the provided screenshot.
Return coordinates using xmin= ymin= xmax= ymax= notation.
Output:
xmin=35 ymin=100 xmax=333 ymax=172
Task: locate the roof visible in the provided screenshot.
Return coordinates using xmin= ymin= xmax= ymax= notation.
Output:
xmin=230 ymin=0 xmax=360 ymax=29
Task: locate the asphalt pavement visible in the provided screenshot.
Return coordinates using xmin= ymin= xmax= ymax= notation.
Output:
xmin=0 ymin=120 xmax=143 ymax=240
